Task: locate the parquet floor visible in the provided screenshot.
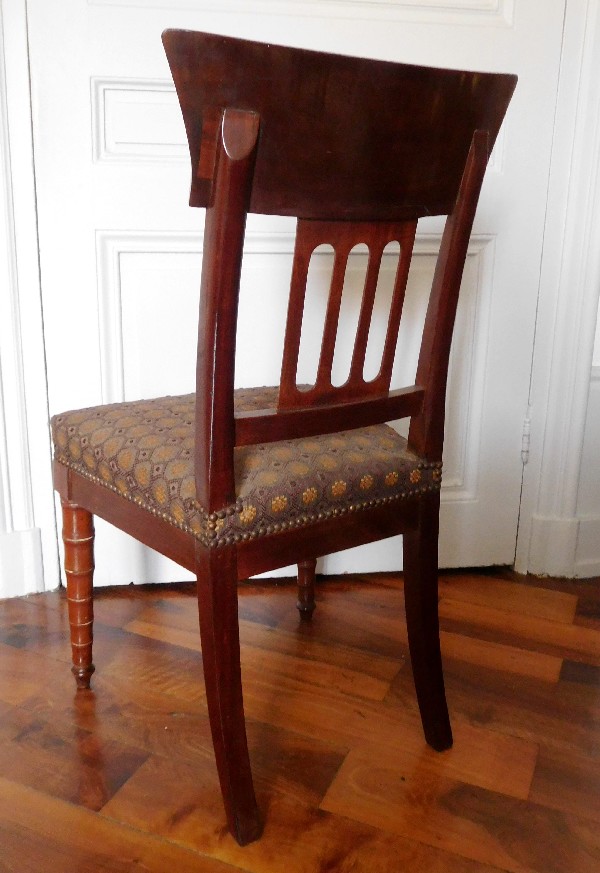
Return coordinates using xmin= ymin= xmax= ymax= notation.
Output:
xmin=0 ymin=569 xmax=599 ymax=872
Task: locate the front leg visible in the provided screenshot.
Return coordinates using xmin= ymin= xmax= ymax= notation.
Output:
xmin=61 ymin=501 xmax=95 ymax=689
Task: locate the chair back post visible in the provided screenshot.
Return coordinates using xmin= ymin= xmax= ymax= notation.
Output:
xmin=408 ymin=129 xmax=491 ymax=462
xmin=195 ymin=107 xmax=260 ymax=512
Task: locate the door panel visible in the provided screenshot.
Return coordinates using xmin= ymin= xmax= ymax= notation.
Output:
xmin=28 ymin=0 xmax=566 ymax=582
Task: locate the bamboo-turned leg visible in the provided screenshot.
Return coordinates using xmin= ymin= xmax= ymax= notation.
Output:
xmin=296 ymin=558 xmax=317 ymax=620
xmin=196 ymin=546 xmax=262 ymax=846
xmin=61 ymin=501 xmax=95 ymax=690
xmin=402 ymin=492 xmax=452 ymax=752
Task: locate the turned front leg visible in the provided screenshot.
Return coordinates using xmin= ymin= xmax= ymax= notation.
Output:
xmin=61 ymin=501 xmax=95 ymax=689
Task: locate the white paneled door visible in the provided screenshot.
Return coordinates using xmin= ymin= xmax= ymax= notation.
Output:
xmin=28 ymin=0 xmax=565 ymax=584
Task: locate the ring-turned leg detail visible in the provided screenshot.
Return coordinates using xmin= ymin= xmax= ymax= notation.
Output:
xmin=61 ymin=501 xmax=95 ymax=690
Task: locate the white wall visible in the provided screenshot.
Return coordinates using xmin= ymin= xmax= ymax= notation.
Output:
xmin=1 ymin=0 xmax=599 ymax=595
xmin=33 ymin=0 xmax=561 ymax=583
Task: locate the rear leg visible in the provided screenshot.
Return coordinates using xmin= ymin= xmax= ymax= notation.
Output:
xmin=196 ymin=546 xmax=263 ymax=845
xmin=296 ymin=557 xmax=317 ymax=620
xmin=402 ymin=492 xmax=452 ymax=751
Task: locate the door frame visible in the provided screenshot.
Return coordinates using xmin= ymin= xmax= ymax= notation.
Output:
xmin=515 ymin=0 xmax=600 ymax=576
xmin=0 ymin=0 xmax=57 ymax=597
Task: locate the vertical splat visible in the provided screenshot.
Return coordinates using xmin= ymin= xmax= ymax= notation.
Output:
xmin=279 ymin=219 xmax=417 ymax=408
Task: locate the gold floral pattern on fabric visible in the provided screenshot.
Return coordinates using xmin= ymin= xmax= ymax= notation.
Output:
xmin=51 ymin=388 xmax=442 ymax=549
xmin=331 ymin=480 xmax=347 ymax=498
xmin=271 ymin=495 xmax=288 ymax=513
xmin=239 ymin=506 xmax=257 ymax=525
xmin=302 ymin=487 xmax=318 ymax=504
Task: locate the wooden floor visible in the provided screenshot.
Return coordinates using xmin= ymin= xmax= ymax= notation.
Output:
xmin=0 ymin=569 xmax=599 ymax=872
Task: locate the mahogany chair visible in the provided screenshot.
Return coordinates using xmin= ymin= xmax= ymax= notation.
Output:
xmin=51 ymin=30 xmax=516 ymax=845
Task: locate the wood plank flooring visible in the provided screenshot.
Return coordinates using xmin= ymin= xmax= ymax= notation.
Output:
xmin=0 ymin=569 xmax=599 ymax=872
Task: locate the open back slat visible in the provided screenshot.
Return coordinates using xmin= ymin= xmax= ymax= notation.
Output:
xmin=315 ymin=236 xmax=348 ymax=392
xmin=376 ymin=224 xmax=417 ymax=389
xmin=279 ymin=219 xmax=417 ymax=409
xmin=348 ymin=242 xmax=387 ymax=384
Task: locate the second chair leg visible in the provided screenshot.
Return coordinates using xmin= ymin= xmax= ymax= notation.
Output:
xmin=196 ymin=547 xmax=263 ymax=846
xmin=61 ymin=500 xmax=96 ymax=690
xmin=402 ymin=492 xmax=452 ymax=752
xmin=296 ymin=557 xmax=317 ymax=619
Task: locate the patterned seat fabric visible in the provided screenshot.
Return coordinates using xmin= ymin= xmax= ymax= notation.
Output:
xmin=51 ymin=388 xmax=442 ymax=548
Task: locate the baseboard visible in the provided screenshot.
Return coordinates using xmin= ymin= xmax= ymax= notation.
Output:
xmin=0 ymin=528 xmax=45 ymax=598
xmin=574 ymin=368 xmax=600 ymax=576
xmin=527 ymin=514 xmax=579 ymax=578
xmin=575 ymin=515 xmax=600 ymax=577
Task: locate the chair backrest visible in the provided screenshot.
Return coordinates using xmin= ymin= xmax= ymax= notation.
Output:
xmin=162 ymin=30 xmax=516 ymax=511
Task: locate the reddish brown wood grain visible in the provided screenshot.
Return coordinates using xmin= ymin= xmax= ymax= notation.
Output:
xmin=194 ymin=107 xmax=260 ymax=513
xmin=162 ymin=30 xmax=515 ymax=221
xmin=408 ymin=130 xmax=492 ymax=460
xmin=1 ymin=571 xmax=600 ymax=872
xmin=234 ymin=386 xmax=424 ymax=446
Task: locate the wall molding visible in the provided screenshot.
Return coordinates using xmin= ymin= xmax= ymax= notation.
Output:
xmin=96 ymin=229 xmax=202 ymax=403
xmin=0 ymin=529 xmax=44 ymax=599
xmin=87 ymin=0 xmax=514 ymax=26
xmin=91 ymin=77 xmax=187 ymax=163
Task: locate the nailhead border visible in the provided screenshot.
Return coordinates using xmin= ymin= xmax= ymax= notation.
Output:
xmin=55 ymin=456 xmax=442 ymax=549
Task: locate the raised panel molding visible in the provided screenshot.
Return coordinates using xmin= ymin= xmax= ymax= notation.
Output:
xmin=87 ymin=0 xmax=514 ymax=26
xmin=92 ymin=78 xmax=186 ymax=162
xmin=96 ymin=228 xmax=494 ymax=503
xmin=93 ymin=76 xmax=510 ymax=172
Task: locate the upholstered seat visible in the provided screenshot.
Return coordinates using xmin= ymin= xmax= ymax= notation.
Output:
xmin=52 ymin=389 xmax=442 ymax=549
